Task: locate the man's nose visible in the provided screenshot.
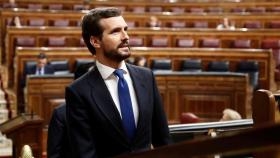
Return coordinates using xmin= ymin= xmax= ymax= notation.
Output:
xmin=121 ymin=30 xmax=129 ymax=41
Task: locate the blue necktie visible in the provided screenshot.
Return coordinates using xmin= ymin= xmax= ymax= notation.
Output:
xmin=38 ymin=68 xmax=42 ymax=75
xmin=114 ymin=69 xmax=136 ymax=141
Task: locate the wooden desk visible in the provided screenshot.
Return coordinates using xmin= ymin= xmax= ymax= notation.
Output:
xmin=26 ymin=75 xmax=73 ymax=126
xmin=0 ymin=114 xmax=43 ymax=158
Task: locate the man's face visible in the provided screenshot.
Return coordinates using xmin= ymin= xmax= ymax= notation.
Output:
xmin=98 ymin=16 xmax=130 ymax=62
xmin=37 ymin=58 xmax=47 ymax=68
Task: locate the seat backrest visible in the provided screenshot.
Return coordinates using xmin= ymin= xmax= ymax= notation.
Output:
xmin=271 ymin=7 xmax=280 ymax=13
xmin=28 ymin=4 xmax=43 ymax=10
xmin=24 ymin=61 xmax=37 ymax=74
xmin=232 ymin=39 xmax=251 ymax=48
xmin=230 ymin=8 xmax=245 ymax=13
xmin=28 ymin=19 xmax=45 ymax=26
xmin=247 ymin=7 xmax=266 ymax=13
xmin=236 ymin=61 xmax=259 ymax=89
xmin=269 ymin=21 xmax=280 ymax=29
xmin=181 ymin=59 xmax=202 ymax=71
xmin=54 ymin=20 xmax=69 ymax=27
xmin=261 ymin=39 xmax=280 ymax=49
xmin=50 ymin=60 xmax=70 ymax=75
xmin=193 ymin=21 xmax=208 ymax=28
xmin=48 ymin=4 xmax=63 ymax=10
xmin=16 ymin=37 xmax=35 ymax=46
xmin=129 ymin=37 xmax=144 ymax=47
xmin=208 ymin=7 xmax=223 ymax=13
xmin=151 ymin=37 xmax=168 ymax=47
xmin=48 ymin=37 xmax=66 ymax=46
xmin=243 ymin=21 xmax=261 ymax=29
xmin=151 ymin=59 xmax=172 ymax=71
xmin=200 ymin=38 xmax=220 ymax=48
xmin=148 ymin=7 xmax=163 ymax=13
xmin=75 ymin=59 xmax=95 ymax=71
xmin=132 ymin=7 xmax=145 ymax=13
xmin=207 ymin=61 xmax=229 ymax=72
xmin=171 ymin=7 xmax=185 ymax=13
xmin=176 ymin=38 xmax=194 ymax=47
xmin=171 ymin=21 xmax=186 ymax=28
xmin=190 ymin=8 xmax=204 ymax=13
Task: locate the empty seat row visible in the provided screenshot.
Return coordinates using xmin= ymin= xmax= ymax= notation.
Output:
xmin=2 ymin=3 xmax=89 ymax=10
xmin=3 ymin=3 xmax=280 ymax=13
xmin=150 ymin=59 xmax=259 ymax=89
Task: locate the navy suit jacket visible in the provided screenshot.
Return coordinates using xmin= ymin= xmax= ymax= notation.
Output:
xmin=47 ymin=103 xmax=70 ymax=158
xmin=22 ymin=64 xmax=55 ymax=87
xmin=25 ymin=64 xmax=55 ymax=75
xmin=65 ymin=63 xmax=170 ymax=158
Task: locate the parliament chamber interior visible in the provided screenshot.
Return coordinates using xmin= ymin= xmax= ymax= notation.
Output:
xmin=0 ymin=0 xmax=280 ymax=157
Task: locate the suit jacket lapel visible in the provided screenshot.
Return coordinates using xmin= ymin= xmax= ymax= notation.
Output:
xmin=87 ymin=66 xmax=129 ymax=144
xmin=127 ymin=65 xmax=149 ymax=141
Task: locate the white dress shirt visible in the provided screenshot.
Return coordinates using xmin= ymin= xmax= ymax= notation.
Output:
xmin=96 ymin=60 xmax=139 ymax=126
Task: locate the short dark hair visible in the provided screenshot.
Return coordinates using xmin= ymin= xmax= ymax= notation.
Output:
xmin=37 ymin=52 xmax=47 ymax=59
xmin=81 ymin=7 xmax=121 ymax=55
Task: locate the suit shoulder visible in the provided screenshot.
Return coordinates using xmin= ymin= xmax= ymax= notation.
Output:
xmin=127 ymin=63 xmax=152 ymax=74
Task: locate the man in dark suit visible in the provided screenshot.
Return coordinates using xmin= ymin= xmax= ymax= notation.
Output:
xmin=21 ymin=52 xmax=55 ymax=88
xmin=47 ymin=62 xmax=95 ymax=158
xmin=24 ymin=52 xmax=55 ymax=76
xmin=65 ymin=7 xmax=171 ymax=158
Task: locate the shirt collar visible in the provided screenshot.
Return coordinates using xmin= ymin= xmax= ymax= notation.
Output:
xmin=96 ymin=60 xmax=128 ymax=80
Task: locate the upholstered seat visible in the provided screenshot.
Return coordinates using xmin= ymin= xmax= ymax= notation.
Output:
xmin=236 ymin=61 xmax=259 ymax=89
xmin=232 ymin=39 xmax=251 ymax=48
xmin=16 ymin=37 xmax=35 ymax=46
xmin=28 ymin=4 xmax=43 ymax=10
xmin=48 ymin=37 xmax=66 ymax=47
xmin=247 ymin=7 xmax=266 ymax=13
xmin=75 ymin=59 xmax=95 ymax=71
xmin=171 ymin=7 xmax=185 ymax=13
xmin=190 ymin=8 xmax=204 ymax=13
xmin=200 ymin=38 xmax=220 ymax=48
xmin=28 ymin=19 xmax=45 ymax=26
xmin=268 ymin=21 xmax=280 ymax=29
xmin=151 ymin=37 xmax=168 ymax=47
xmin=181 ymin=59 xmax=202 ymax=72
xmin=50 ymin=60 xmax=70 ymax=75
xmin=208 ymin=7 xmax=223 ymax=13
xmin=207 ymin=61 xmax=229 ymax=72
xmin=132 ymin=7 xmax=145 ymax=13
xmin=230 ymin=8 xmax=246 ymax=13
xmin=129 ymin=37 xmax=144 ymax=47
xmin=193 ymin=21 xmax=208 ymax=28
xmin=176 ymin=38 xmax=194 ymax=47
xmin=170 ymin=21 xmax=186 ymax=28
xmin=243 ymin=21 xmax=261 ymax=29
xmin=48 ymin=4 xmax=63 ymax=10
xmin=148 ymin=7 xmax=163 ymax=13
xmin=261 ymin=39 xmax=280 ymax=49
xmin=54 ymin=20 xmax=69 ymax=27
xmin=151 ymin=59 xmax=172 ymax=71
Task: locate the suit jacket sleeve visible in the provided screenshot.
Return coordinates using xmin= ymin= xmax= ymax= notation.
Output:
xmin=150 ymin=71 xmax=172 ymax=147
xmin=65 ymin=86 xmax=97 ymax=158
xmin=47 ymin=107 xmax=64 ymax=158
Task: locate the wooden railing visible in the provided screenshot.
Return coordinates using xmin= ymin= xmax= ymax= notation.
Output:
xmin=1 ymin=0 xmax=280 ymax=12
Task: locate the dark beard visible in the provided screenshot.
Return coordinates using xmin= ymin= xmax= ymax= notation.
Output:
xmin=103 ymin=45 xmax=131 ymax=62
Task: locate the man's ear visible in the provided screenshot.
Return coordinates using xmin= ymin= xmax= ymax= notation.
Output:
xmin=90 ymin=36 xmax=101 ymax=48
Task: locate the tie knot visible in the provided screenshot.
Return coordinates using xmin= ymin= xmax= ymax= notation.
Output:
xmin=114 ymin=69 xmax=124 ymax=79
